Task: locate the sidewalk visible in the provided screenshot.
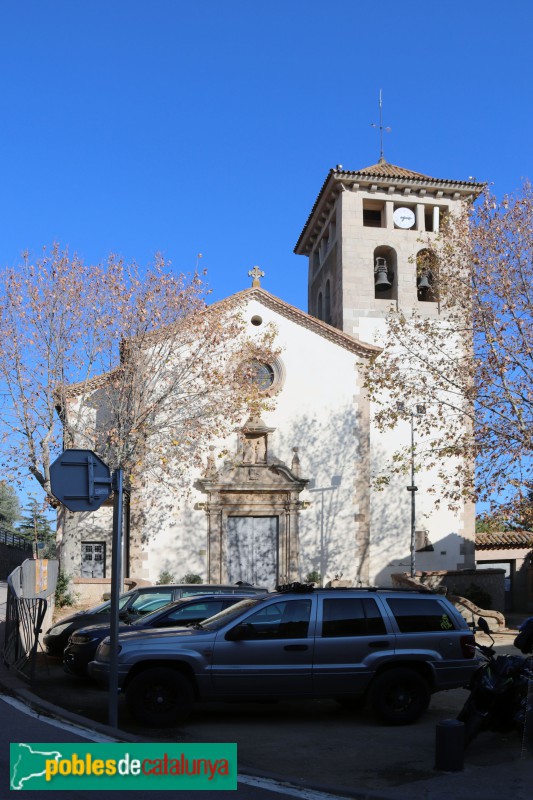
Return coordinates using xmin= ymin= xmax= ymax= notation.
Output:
xmin=1 ymin=616 xmax=531 ymax=800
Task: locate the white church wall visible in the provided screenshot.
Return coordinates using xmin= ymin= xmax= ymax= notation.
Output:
xmin=140 ymin=297 xmax=364 ymax=586
xmin=358 ymin=314 xmax=474 ymax=586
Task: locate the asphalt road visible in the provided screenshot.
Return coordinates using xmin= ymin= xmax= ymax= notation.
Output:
xmin=4 ymin=693 xmax=356 ymax=800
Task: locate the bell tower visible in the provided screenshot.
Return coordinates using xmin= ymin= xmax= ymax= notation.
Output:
xmin=294 ymin=161 xmax=483 ymax=344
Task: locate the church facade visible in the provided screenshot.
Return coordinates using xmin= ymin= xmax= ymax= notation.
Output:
xmin=59 ymin=160 xmax=483 ymax=589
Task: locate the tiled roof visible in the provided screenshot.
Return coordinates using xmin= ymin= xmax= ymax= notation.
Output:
xmin=351 ymin=161 xmax=432 ymax=179
xmin=476 ymin=531 xmax=533 ymax=550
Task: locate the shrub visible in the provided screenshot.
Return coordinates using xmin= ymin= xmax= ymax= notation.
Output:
xmin=180 ymin=573 xmax=202 ymax=584
xmin=55 ymin=571 xmax=78 ymax=608
xmin=156 ymin=570 xmax=176 ymax=585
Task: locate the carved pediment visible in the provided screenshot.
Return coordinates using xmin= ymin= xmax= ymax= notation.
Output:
xmin=199 ymin=458 xmax=307 ymax=493
xmin=199 ymin=416 xmax=307 ymax=495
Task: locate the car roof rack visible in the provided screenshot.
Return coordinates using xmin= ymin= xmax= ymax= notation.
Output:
xmin=274 ymin=583 xmax=436 ymax=595
xmin=276 ymin=582 xmax=315 ymax=593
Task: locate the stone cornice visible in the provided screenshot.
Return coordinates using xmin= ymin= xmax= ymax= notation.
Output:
xmin=294 ymin=163 xmax=486 ymax=256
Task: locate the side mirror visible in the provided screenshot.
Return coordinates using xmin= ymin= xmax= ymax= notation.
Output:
xmin=477 ymin=617 xmax=491 ymax=634
xmin=225 ymin=623 xmax=252 ymax=641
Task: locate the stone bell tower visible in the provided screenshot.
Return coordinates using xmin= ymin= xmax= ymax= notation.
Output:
xmin=294 ymin=160 xmax=483 ymax=344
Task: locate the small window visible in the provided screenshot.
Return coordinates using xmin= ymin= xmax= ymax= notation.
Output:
xmin=386 ymin=598 xmax=456 ymax=633
xmin=81 ymin=541 xmax=106 ymax=578
xmin=235 ymin=599 xmax=311 ymax=639
xmin=321 ymin=597 xmax=386 ymax=637
xmin=423 ymin=205 xmax=447 ymax=233
xmin=363 ymin=204 xmax=384 ymax=227
xmin=317 ymin=292 xmax=323 ymax=320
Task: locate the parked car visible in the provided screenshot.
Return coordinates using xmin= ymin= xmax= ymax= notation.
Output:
xmin=88 ymin=584 xmax=478 ymax=727
xmin=63 ymin=593 xmax=254 ymax=677
xmin=43 ymin=583 xmax=267 ymax=656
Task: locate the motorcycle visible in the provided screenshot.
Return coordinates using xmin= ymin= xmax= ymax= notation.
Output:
xmin=457 ymin=616 xmax=533 ymax=746
xmin=514 ymin=615 xmax=533 ymax=654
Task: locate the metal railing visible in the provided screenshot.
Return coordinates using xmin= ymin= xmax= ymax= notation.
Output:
xmin=3 ymin=590 xmax=47 ymax=680
xmin=2 ymin=559 xmax=58 ymax=681
xmin=0 ymin=529 xmax=32 ymax=551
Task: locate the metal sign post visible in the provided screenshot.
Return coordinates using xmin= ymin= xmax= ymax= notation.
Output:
xmin=108 ymin=468 xmax=123 ymax=729
xmin=50 ymin=449 xmax=124 ymax=728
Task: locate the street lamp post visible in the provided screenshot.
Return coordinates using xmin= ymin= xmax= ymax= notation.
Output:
xmin=307 ymin=476 xmax=342 ymax=584
xmin=397 ymin=403 xmax=426 ymax=578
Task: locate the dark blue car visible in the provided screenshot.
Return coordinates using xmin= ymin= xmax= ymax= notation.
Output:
xmin=63 ymin=593 xmax=254 ymax=676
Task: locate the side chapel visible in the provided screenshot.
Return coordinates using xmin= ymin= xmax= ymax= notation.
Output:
xmin=59 ymin=159 xmax=484 ymax=589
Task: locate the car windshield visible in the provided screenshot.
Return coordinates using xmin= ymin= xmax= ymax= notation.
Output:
xmin=198 ymin=596 xmax=266 ymax=630
xmin=87 ymin=592 xmax=133 ymax=615
xmin=130 ymin=601 xmax=177 ymax=626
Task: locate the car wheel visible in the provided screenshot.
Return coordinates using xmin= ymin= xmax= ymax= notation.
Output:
xmin=370 ymin=668 xmax=430 ymax=725
xmin=125 ymin=668 xmax=194 ymax=727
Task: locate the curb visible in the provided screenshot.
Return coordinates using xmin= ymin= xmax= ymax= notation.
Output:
xmin=0 ymin=660 xmax=141 ymax=743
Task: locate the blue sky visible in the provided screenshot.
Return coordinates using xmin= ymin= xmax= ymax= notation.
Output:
xmin=1 ymin=1 xmax=531 ymax=314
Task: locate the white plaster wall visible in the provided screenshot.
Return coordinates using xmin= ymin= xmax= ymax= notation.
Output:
xmin=358 ymin=314 xmax=473 ymax=585
xmin=141 ymin=296 xmax=363 ymax=587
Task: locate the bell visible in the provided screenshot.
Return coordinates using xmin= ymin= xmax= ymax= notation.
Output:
xmin=417 ymin=272 xmax=432 ymax=292
xmin=374 ymin=256 xmax=391 ymax=292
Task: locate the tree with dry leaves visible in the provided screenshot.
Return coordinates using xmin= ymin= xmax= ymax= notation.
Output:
xmin=364 ymin=181 xmax=533 ymax=519
xmin=0 ymin=245 xmax=277 ymax=503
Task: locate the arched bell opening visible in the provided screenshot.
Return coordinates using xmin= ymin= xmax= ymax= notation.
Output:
xmin=416 ymin=248 xmax=438 ymax=303
xmin=373 ymin=246 xmax=397 ymax=301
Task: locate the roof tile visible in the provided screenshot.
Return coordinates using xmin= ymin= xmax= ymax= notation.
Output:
xmin=476 ymin=531 xmax=533 ymax=549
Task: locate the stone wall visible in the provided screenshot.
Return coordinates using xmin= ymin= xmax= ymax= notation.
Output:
xmin=392 ymin=569 xmax=505 ymax=612
xmin=71 ymin=576 xmax=150 ymax=606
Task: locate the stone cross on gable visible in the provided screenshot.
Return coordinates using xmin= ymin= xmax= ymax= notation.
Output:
xmin=248 ymin=265 xmax=265 ymax=287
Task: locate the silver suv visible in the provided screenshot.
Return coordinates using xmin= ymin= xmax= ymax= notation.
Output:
xmin=89 ymin=585 xmax=477 ymax=727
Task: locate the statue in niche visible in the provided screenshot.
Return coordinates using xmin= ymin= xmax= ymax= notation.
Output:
xmin=243 ymin=437 xmax=256 ymax=463
xmin=256 ymin=435 xmax=266 ymax=463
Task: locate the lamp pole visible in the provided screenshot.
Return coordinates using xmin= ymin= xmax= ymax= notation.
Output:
xmin=398 ymin=403 xmax=425 ymax=578
xmin=307 ymin=476 xmax=342 ymax=584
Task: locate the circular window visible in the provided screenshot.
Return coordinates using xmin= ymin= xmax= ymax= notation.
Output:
xmin=238 ymin=356 xmax=285 ymax=395
xmin=248 ymin=360 xmax=275 ymax=390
